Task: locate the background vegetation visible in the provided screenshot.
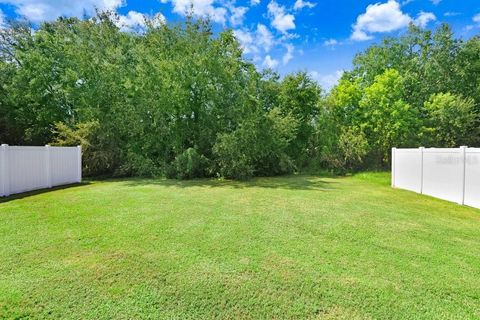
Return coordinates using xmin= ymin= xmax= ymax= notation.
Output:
xmin=1 ymin=13 xmax=479 ymax=179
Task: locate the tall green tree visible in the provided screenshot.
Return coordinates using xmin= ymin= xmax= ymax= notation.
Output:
xmin=277 ymin=72 xmax=321 ymax=163
xmin=358 ymin=69 xmax=420 ymax=164
xmin=423 ymin=93 xmax=477 ymax=147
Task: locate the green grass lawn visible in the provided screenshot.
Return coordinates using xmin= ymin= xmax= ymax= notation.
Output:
xmin=0 ymin=172 xmax=479 ymax=319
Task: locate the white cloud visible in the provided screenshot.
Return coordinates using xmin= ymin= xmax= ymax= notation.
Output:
xmin=168 ymin=0 xmax=227 ymax=24
xmin=228 ymin=5 xmax=248 ymax=26
xmin=0 ymin=0 xmax=124 ymax=22
xmin=310 ymin=70 xmax=343 ymax=91
xmin=431 ymin=0 xmax=441 ymax=5
xmin=466 ymin=13 xmax=480 ymax=32
xmin=233 ymin=29 xmax=257 ymax=54
xmin=152 ymin=13 xmax=167 ymax=26
xmin=0 ymin=9 xmax=5 ymax=28
xmin=474 ymin=13 xmax=480 ymax=24
xmin=267 ymin=1 xmax=295 ymax=33
xmin=414 ymin=11 xmax=436 ymax=28
xmin=351 ymin=29 xmax=373 ymax=41
xmin=250 ymin=0 xmax=260 ymax=6
xmin=116 ymin=11 xmax=166 ymax=32
xmin=164 ymin=0 xmax=250 ymax=27
xmin=263 ymin=55 xmax=278 ymax=68
xmin=116 ymin=11 xmax=146 ymax=32
xmin=444 ymin=12 xmax=460 ymax=17
xmin=323 ymin=39 xmax=338 ymax=46
xmin=256 ymin=23 xmax=274 ymax=51
xmin=293 ymin=0 xmax=315 ymax=11
xmin=350 ymin=0 xmax=412 ymax=41
xmin=234 ymin=23 xmax=274 ymax=55
xmin=282 ymin=43 xmax=294 ymax=65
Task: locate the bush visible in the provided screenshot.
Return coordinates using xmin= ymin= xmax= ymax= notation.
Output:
xmin=213 ymin=108 xmax=297 ymax=179
xmin=338 ymin=127 xmax=369 ymax=170
xmin=313 ymin=117 xmax=369 ymax=173
xmin=213 ymin=132 xmax=255 ymax=180
xmin=116 ymin=152 xmax=160 ymax=177
xmin=172 ymin=148 xmax=210 ymax=179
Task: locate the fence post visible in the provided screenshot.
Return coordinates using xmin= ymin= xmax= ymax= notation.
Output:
xmin=460 ymin=146 xmax=467 ymax=205
xmin=45 ymin=145 xmax=52 ymax=188
xmin=1 ymin=144 xmax=10 ymax=197
xmin=77 ymin=145 xmax=82 ymax=183
xmin=391 ymin=147 xmax=396 ymax=187
xmin=419 ymin=147 xmax=424 ymax=194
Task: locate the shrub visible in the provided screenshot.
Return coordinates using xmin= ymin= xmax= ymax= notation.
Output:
xmin=314 ymin=115 xmax=368 ymax=172
xmin=116 ymin=152 xmax=160 ymax=177
xmin=213 ymin=108 xmax=297 ymax=179
xmin=213 ymin=132 xmax=255 ymax=180
xmin=338 ymin=127 xmax=369 ymax=170
xmin=172 ymin=148 xmax=210 ymax=179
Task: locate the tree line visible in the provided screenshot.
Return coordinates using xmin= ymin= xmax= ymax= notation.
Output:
xmin=0 ymin=13 xmax=479 ymax=179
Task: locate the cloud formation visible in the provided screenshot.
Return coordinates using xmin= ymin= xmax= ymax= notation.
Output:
xmin=234 ymin=21 xmax=297 ymax=69
xmin=267 ymin=1 xmax=295 ymax=33
xmin=293 ymin=0 xmax=315 ymax=11
xmin=263 ymin=55 xmax=278 ymax=68
xmin=115 ymin=11 xmax=166 ymax=32
xmin=351 ymin=0 xmax=436 ymax=41
xmin=0 ymin=0 xmax=123 ymax=22
xmin=0 ymin=9 xmax=5 ymax=28
xmin=414 ymin=11 xmax=436 ymax=28
xmin=166 ymin=0 xmax=227 ymax=24
xmin=444 ymin=12 xmax=460 ymax=17
xmin=228 ymin=5 xmax=248 ymax=26
xmin=310 ymin=70 xmax=343 ymax=91
xmin=324 ymin=39 xmax=338 ymax=46
xmin=351 ymin=0 xmax=411 ymax=41
xmin=474 ymin=13 xmax=480 ymax=24
xmin=234 ymin=23 xmax=274 ymax=56
xmin=282 ymin=43 xmax=294 ymax=65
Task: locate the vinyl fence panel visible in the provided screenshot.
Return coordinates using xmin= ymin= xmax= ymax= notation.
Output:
xmin=8 ymin=146 xmax=49 ymax=195
xmin=422 ymin=148 xmax=464 ymax=204
xmin=465 ymin=148 xmax=480 ymax=209
xmin=392 ymin=146 xmax=479 ymax=209
xmin=50 ymin=146 xmax=81 ymax=186
xmin=391 ymin=148 xmax=423 ymax=193
xmin=0 ymin=145 xmax=81 ymax=197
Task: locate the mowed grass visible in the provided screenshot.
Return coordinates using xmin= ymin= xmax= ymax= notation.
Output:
xmin=0 ymin=173 xmax=479 ymax=319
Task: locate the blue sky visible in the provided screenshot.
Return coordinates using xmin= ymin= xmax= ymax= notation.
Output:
xmin=0 ymin=0 xmax=479 ymax=89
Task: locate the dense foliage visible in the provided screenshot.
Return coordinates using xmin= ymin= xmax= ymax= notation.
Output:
xmin=1 ymin=15 xmax=479 ymax=179
xmin=330 ymin=24 xmax=480 ymax=167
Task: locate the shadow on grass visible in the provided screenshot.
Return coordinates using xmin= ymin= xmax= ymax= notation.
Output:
xmin=0 ymin=182 xmax=91 ymax=204
xmin=122 ymin=175 xmax=337 ymax=191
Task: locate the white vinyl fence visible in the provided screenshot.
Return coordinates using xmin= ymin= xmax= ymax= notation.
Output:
xmin=392 ymin=146 xmax=480 ymax=209
xmin=0 ymin=144 xmax=81 ymax=197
